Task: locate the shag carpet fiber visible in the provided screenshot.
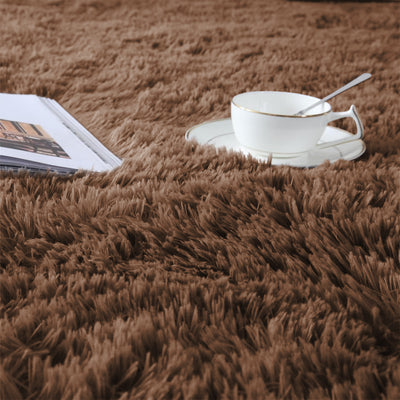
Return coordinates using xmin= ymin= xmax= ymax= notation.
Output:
xmin=1 ymin=0 xmax=400 ymax=399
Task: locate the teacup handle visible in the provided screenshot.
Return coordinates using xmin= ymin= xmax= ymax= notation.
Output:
xmin=316 ymin=105 xmax=364 ymax=149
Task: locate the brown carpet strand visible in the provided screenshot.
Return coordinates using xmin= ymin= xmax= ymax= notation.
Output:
xmin=1 ymin=0 xmax=400 ymax=399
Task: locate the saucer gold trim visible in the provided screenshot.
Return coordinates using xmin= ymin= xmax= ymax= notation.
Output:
xmin=185 ymin=118 xmax=228 ymax=140
xmin=185 ymin=118 xmax=366 ymax=168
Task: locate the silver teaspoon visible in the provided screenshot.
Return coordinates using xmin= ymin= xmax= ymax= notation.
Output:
xmin=295 ymin=73 xmax=372 ymax=116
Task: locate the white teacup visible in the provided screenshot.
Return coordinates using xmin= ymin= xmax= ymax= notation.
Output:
xmin=231 ymin=91 xmax=364 ymax=155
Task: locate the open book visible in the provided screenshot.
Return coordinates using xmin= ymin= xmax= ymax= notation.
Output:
xmin=0 ymin=93 xmax=122 ymax=173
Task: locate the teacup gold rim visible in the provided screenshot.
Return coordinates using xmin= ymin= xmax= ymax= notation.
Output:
xmin=231 ymin=95 xmax=332 ymax=118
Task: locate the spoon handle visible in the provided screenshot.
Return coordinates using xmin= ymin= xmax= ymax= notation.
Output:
xmin=296 ymin=73 xmax=372 ymax=116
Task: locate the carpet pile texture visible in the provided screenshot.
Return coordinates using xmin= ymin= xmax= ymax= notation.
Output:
xmin=1 ymin=0 xmax=400 ymax=399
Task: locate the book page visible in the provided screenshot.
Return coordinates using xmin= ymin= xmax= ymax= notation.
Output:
xmin=0 ymin=94 xmax=111 ymax=171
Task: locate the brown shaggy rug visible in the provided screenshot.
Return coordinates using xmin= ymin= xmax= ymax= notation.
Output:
xmin=1 ymin=0 xmax=400 ymax=399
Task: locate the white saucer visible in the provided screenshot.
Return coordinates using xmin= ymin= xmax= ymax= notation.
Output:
xmin=185 ymin=118 xmax=366 ymax=168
